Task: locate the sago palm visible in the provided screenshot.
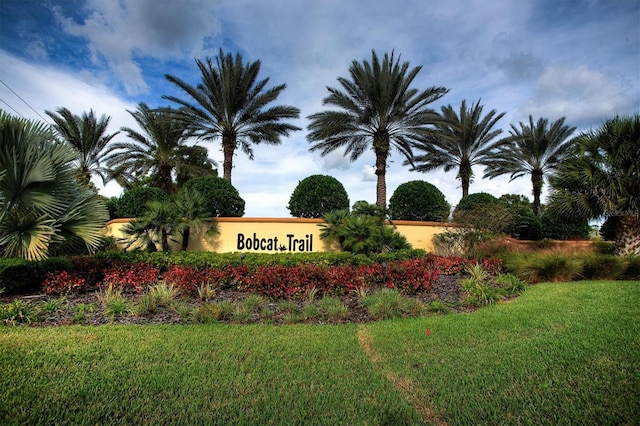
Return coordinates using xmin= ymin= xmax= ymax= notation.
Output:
xmin=409 ymin=99 xmax=505 ymax=198
xmin=548 ymin=114 xmax=640 ymax=255
xmin=307 ymin=50 xmax=448 ymax=209
xmin=45 ymin=107 xmax=119 ymax=187
xmin=164 ymin=49 xmax=301 ymax=183
xmin=484 ymin=115 xmax=576 ymax=215
xmin=0 ymin=111 xmax=108 ymax=260
xmin=105 ymin=103 xmax=216 ymax=194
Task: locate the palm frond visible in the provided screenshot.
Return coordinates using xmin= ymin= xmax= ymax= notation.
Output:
xmin=164 ymin=49 xmax=301 ymax=181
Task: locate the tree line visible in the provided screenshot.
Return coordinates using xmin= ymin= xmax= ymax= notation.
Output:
xmin=0 ymin=49 xmax=638 ymax=258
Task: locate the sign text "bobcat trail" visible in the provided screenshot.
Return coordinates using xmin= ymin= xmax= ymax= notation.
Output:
xmin=236 ymin=233 xmax=313 ymax=252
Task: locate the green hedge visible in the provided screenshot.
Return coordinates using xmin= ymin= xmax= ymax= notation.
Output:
xmin=94 ymin=248 xmax=427 ymax=270
xmin=0 ymin=257 xmax=73 ymax=295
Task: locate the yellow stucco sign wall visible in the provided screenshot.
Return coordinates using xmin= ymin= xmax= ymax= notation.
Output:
xmin=103 ymin=217 xmax=451 ymax=253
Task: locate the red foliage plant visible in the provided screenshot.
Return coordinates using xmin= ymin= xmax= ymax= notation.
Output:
xmin=42 ymin=270 xmax=87 ymax=295
xmin=427 ymin=254 xmax=469 ymax=275
xmin=238 ymin=263 xmax=329 ymax=299
xmin=384 ymin=259 xmax=439 ymax=294
xmin=101 ymin=262 xmax=159 ymax=293
xmin=42 ymin=253 xmax=500 ymax=300
xmin=162 ymin=266 xmax=236 ymax=295
xmin=478 ymin=258 xmax=503 ymax=275
xmin=162 ymin=265 xmax=209 ymax=295
xmin=70 ymin=256 xmax=109 ymax=287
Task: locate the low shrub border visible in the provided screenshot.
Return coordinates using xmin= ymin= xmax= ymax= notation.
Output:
xmin=36 ymin=253 xmax=502 ymax=299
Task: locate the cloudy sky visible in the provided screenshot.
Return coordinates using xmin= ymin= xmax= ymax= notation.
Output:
xmin=1 ymin=0 xmax=638 ymax=217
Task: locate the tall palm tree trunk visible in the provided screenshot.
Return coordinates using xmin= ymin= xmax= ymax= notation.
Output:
xmin=161 ymin=228 xmax=170 ymax=252
xmin=222 ymin=135 xmax=234 ymax=182
xmin=158 ymin=164 xmax=175 ymax=195
xmin=459 ymin=162 xmax=472 ymax=198
xmin=532 ymin=170 xmax=543 ymax=216
xmin=374 ymin=141 xmax=388 ymax=209
xmin=181 ymin=226 xmax=191 ymax=251
xmin=616 ymin=215 xmax=640 ymax=255
xmin=78 ymin=165 xmax=92 ymax=188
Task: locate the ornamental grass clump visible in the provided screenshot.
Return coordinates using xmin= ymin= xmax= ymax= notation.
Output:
xmin=133 ymin=293 xmax=158 ymax=316
xmin=72 ymin=303 xmax=94 ymax=324
xmin=494 ymin=273 xmax=527 ymax=294
xmin=503 ymin=250 xmax=582 ymax=283
xmin=302 ymin=303 xmax=320 ymax=320
xmin=1 ymin=299 xmax=40 ymax=325
xmin=460 ymin=263 xmax=527 ymax=306
xmin=148 ymin=282 xmax=178 ymax=307
xmin=197 ymin=283 xmax=216 ymax=301
xmin=39 ymin=297 xmax=66 ymax=314
xmin=427 ymin=300 xmax=450 ymax=314
xmin=361 ymin=288 xmax=410 ymax=320
xmin=98 ymin=284 xmax=130 ymax=319
xmin=134 ymin=283 xmax=178 ymax=316
xmin=191 ymin=303 xmax=222 ymax=323
xmin=317 ymin=296 xmax=348 ymax=322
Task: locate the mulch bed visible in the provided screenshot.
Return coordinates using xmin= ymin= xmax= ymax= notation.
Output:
xmin=2 ymin=275 xmax=489 ymax=327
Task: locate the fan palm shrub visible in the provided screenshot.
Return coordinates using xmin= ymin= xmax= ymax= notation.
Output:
xmin=0 ymin=112 xmax=108 ymax=260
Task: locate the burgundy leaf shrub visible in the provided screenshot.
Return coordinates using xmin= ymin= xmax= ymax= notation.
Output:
xmin=42 ymin=270 xmax=87 ymax=295
xmin=101 ymin=262 xmax=159 ymax=293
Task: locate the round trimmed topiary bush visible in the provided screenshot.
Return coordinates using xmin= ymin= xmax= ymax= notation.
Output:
xmin=115 ymin=186 xmax=169 ymax=218
xmin=287 ymin=175 xmax=349 ymax=218
xmin=454 ymin=192 xmax=502 ymax=213
xmin=389 ymin=180 xmax=450 ymax=221
xmin=182 ymin=177 xmax=245 ymax=217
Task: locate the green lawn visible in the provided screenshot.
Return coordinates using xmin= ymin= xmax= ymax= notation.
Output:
xmin=1 ymin=281 xmax=638 ymax=425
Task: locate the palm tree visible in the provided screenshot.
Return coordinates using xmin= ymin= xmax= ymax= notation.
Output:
xmin=0 ymin=111 xmax=108 ymax=260
xmin=484 ymin=115 xmax=576 ymax=215
xmin=548 ymin=114 xmax=640 ymax=255
xmin=45 ymin=107 xmax=119 ymax=188
xmin=121 ymin=200 xmax=176 ymax=252
xmin=164 ymin=49 xmax=301 ymax=183
xmin=409 ymin=99 xmax=505 ymax=198
xmin=307 ymin=50 xmax=448 ymax=209
xmin=173 ymin=186 xmax=219 ymax=251
xmin=105 ymin=103 xmax=216 ymax=194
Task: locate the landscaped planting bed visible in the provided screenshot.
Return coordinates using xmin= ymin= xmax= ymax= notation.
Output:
xmin=0 ymin=253 xmax=520 ymax=326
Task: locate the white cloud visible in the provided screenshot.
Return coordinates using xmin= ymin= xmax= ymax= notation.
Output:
xmin=25 ymin=39 xmax=48 ymax=61
xmin=0 ymin=51 xmax=136 ymax=127
xmin=53 ymin=0 xmax=222 ymax=94
xmin=519 ymin=65 xmax=635 ymax=126
xmin=320 ymin=150 xmax=352 ymax=171
xmin=361 ymin=165 xmax=377 ymax=182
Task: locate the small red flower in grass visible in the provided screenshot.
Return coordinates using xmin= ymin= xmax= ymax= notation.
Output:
xmin=425 ymin=329 xmax=431 ymax=335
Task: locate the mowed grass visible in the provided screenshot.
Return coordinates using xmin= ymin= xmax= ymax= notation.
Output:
xmin=366 ymin=280 xmax=640 ymax=425
xmin=0 ymin=325 xmax=422 ymax=425
xmin=1 ymin=281 xmax=638 ymax=425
